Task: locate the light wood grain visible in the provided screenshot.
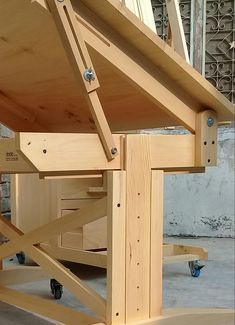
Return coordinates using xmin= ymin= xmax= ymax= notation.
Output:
xmin=0 ymin=216 xmax=106 ymax=320
xmin=0 ymin=0 xmax=233 ymax=135
xmin=150 ymin=171 xmax=164 ymax=317
xmin=0 ymin=285 xmax=99 ymax=325
xmin=125 ymin=135 xmax=151 ymax=322
xmin=106 ymin=171 xmax=126 ymax=325
xmin=0 ymin=197 xmax=107 ymax=259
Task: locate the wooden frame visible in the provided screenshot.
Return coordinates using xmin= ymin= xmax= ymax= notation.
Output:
xmin=0 ymin=0 xmax=234 ymax=324
xmin=0 ymin=134 xmax=234 ymax=325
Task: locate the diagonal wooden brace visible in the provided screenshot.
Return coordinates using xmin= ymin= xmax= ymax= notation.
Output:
xmin=0 ymin=197 xmax=106 ymax=260
xmin=46 ymin=0 xmax=117 ymax=160
xmin=0 ymin=215 xmax=106 ymax=320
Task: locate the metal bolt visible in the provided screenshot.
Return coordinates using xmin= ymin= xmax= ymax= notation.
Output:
xmin=111 ymin=147 xmax=118 ymax=155
xmin=83 ymin=68 xmax=95 ymax=82
xmin=207 ymin=117 xmax=214 ymax=127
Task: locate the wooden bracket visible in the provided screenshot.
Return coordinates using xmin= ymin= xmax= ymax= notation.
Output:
xmin=195 ymin=110 xmax=218 ymax=167
xmin=46 ymin=0 xmax=117 ymax=160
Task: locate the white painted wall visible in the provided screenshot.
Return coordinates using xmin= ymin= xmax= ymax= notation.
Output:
xmin=163 ymin=126 xmax=234 ymax=237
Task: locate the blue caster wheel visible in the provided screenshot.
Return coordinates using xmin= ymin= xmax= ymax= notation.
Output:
xmin=16 ymin=252 xmax=26 ymax=265
xmin=188 ymin=260 xmax=204 ymax=277
xmin=50 ymin=279 xmax=63 ymax=300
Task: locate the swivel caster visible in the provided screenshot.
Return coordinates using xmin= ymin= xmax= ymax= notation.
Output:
xmin=16 ymin=251 xmax=26 ymax=265
xmin=188 ymin=260 xmax=205 ymax=277
xmin=50 ymin=279 xmax=63 ymax=300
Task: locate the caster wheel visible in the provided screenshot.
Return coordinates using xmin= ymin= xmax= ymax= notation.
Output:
xmin=50 ymin=279 xmax=63 ymax=300
xmin=16 ymin=252 xmax=26 ymax=265
xmin=188 ymin=260 xmax=205 ymax=277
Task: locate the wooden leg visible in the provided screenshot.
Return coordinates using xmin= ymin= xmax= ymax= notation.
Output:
xmin=106 ymin=171 xmax=126 ymax=325
xmin=125 ymin=135 xmax=152 ymax=322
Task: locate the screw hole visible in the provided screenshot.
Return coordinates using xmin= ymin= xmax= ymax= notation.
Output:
xmin=137 ymin=308 xmax=139 ymax=311
xmin=137 ymin=262 xmax=140 ymax=266
xmin=137 ymin=216 xmax=140 ymax=219
xmin=137 ymin=286 xmax=140 ymax=289
xmin=116 ymin=313 xmax=119 ymax=317
xmin=27 ymin=142 xmax=31 ymax=146
xmin=137 ymin=239 xmax=140 ymax=243
xmin=138 ymin=193 xmax=140 ymax=196
xmin=43 ymin=149 xmax=47 ymax=154
xmin=208 ymin=159 xmax=211 ymax=163
xmin=212 ymin=141 xmax=215 ymax=144
xmin=117 ymin=203 xmax=121 ymax=208
xmin=204 ymin=141 xmax=207 ymax=145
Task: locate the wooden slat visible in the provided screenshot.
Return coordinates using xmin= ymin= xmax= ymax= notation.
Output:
xmin=0 ymin=286 xmax=99 ymax=325
xmin=41 ymin=243 xmax=107 ymax=268
xmin=163 ymin=254 xmax=201 ymax=264
xmin=0 ymin=267 xmax=47 ymax=285
xmin=106 ymin=171 xmax=126 ymax=324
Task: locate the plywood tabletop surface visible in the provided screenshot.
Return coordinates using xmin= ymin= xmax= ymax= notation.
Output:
xmin=0 ymin=0 xmax=234 ymax=133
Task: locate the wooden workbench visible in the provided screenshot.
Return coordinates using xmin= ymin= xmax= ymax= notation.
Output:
xmin=0 ymin=0 xmax=234 ymax=324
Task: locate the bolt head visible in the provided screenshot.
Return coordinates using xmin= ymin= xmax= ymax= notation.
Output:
xmin=83 ymin=68 xmax=95 ymax=82
xmin=207 ymin=117 xmax=214 ymax=127
xmin=111 ymin=147 xmax=118 ymax=155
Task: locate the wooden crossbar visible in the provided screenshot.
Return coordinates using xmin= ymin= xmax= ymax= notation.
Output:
xmin=0 ymin=267 xmax=47 ymax=286
xmin=0 ymin=197 xmax=106 ymax=259
xmin=0 ymin=216 xmax=106 ymax=320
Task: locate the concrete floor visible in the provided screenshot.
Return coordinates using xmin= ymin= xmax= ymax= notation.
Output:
xmin=0 ymin=237 xmax=234 ymax=324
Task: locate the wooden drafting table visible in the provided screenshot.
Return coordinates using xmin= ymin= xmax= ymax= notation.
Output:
xmin=0 ymin=0 xmax=234 ymax=324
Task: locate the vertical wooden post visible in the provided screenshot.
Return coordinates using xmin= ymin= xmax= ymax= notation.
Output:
xmin=106 ymin=171 xmax=126 ymax=325
xmin=125 ymin=135 xmax=152 ymax=323
xmin=150 ymin=170 xmax=164 ymax=317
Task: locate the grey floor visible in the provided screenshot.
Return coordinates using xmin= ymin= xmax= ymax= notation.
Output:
xmin=0 ymin=237 xmax=234 ymax=324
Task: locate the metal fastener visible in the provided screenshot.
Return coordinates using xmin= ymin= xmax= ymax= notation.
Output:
xmin=83 ymin=68 xmax=95 ymax=82
xmin=111 ymin=147 xmax=118 ymax=155
xmin=207 ymin=117 xmax=214 ymax=127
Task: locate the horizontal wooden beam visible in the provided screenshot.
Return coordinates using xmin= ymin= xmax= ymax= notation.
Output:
xmin=41 ymin=244 xmax=107 ymax=268
xmin=0 ymin=138 xmax=35 ymax=173
xmin=0 ymin=286 xmax=99 ymax=325
xmin=15 ymin=132 xmax=122 ymax=172
xmin=7 ymin=133 xmax=199 ymax=173
xmin=150 ymin=135 xmax=195 ymax=169
xmin=0 ymin=267 xmax=47 ymax=286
